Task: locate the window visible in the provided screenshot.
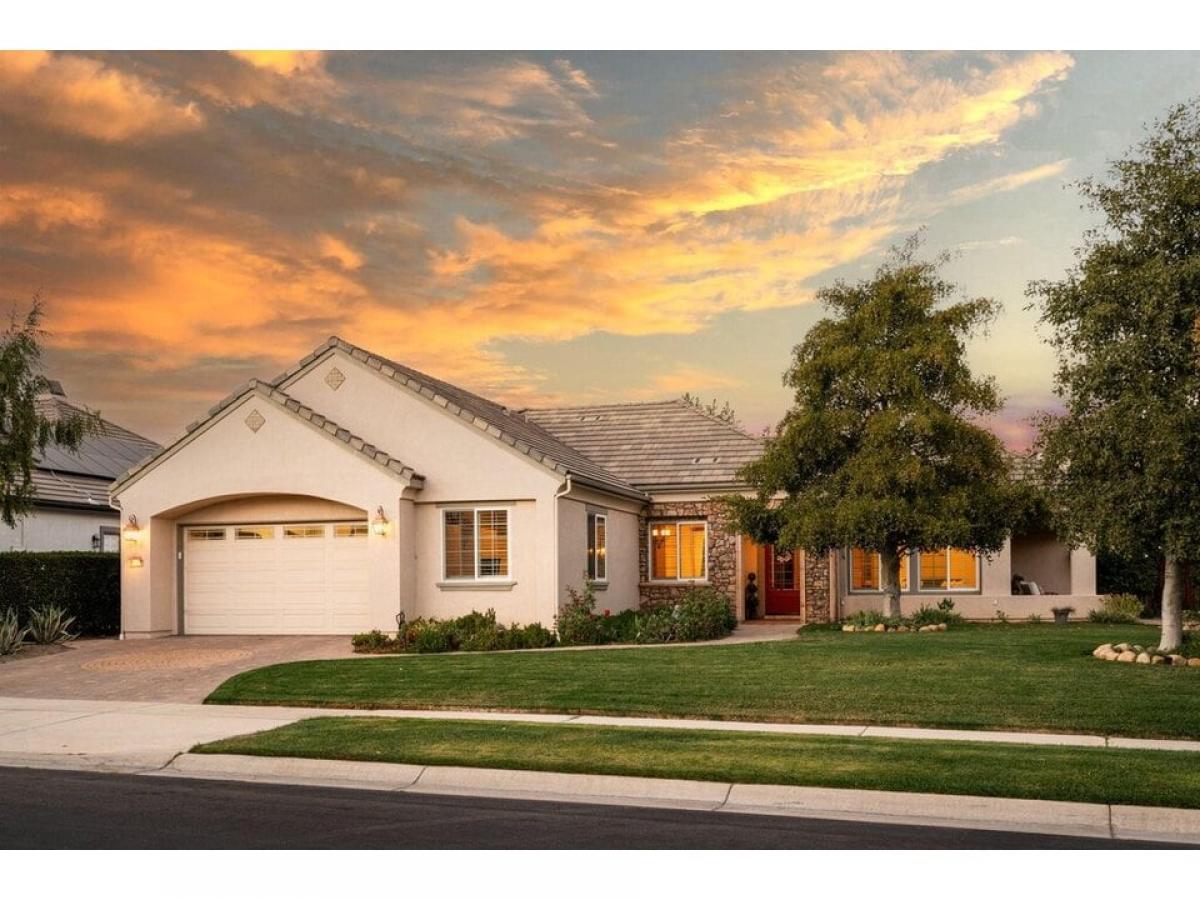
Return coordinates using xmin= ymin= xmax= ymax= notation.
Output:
xmin=848 ymin=548 xmax=909 ymax=592
xmin=188 ymin=528 xmax=226 ymax=542
xmin=443 ymin=508 xmax=510 ymax=581
xmin=235 ymin=526 xmax=274 ymax=540
xmin=649 ymin=520 xmax=707 ymax=581
xmin=587 ymin=513 xmax=607 ymax=581
xmin=284 ymin=525 xmax=325 ymax=539
xmin=919 ymin=548 xmax=979 ymax=591
xmin=333 ymin=522 xmax=368 ymax=538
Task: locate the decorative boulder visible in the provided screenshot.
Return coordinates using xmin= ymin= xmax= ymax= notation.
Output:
xmin=1150 ymin=655 xmax=1166 ymax=665
xmin=937 ymin=623 xmax=948 ymax=632
xmin=1093 ymin=644 xmax=1114 ymax=658
xmin=1168 ymin=655 xmax=1187 ymax=666
xmin=897 ymin=625 xmax=909 ymax=633
xmin=1135 ymin=652 xmax=1152 ymax=664
xmin=1103 ymin=648 xmax=1120 ymax=661
xmin=873 ymin=623 xmax=887 ymax=632
xmin=1114 ymin=643 xmax=1130 ymax=653
xmin=842 ymin=624 xmax=856 ymax=632
xmin=1117 ymin=650 xmax=1137 ymax=662
xmin=1189 ymin=658 xmax=1200 ymax=668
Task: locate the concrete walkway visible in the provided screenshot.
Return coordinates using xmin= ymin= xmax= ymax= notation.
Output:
xmin=3 ymin=695 xmax=1198 ymax=845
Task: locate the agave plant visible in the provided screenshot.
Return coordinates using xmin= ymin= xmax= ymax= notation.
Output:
xmin=0 ymin=608 xmax=28 ymax=655
xmin=26 ymin=604 xmax=77 ymax=645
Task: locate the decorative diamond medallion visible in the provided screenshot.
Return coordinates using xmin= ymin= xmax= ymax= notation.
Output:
xmin=325 ymin=367 xmax=346 ymax=390
xmin=244 ymin=409 xmax=266 ymax=433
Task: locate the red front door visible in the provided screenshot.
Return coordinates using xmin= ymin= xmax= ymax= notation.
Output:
xmin=764 ymin=545 xmax=802 ymax=615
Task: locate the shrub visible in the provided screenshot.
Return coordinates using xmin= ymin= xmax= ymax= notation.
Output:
xmin=594 ymin=609 xmax=640 ymax=644
xmin=0 ymin=552 xmax=119 ymax=636
xmin=937 ymin=597 xmax=956 ymax=614
xmin=556 ymin=584 xmax=603 ymax=645
xmin=634 ymin=606 xmax=676 ymax=644
xmin=1088 ymin=593 xmax=1144 ymax=624
xmin=673 ymin=587 xmax=736 ymax=642
xmin=353 ymin=611 xmax=559 ymax=654
xmin=26 ymin=605 xmax=76 ymax=645
xmin=351 ymin=629 xmax=395 ymax=653
xmin=502 ymin=623 xmax=556 ymax=650
xmin=1027 ymin=613 xmax=1043 ymax=624
xmin=0 ymin=608 xmax=28 ymax=656
xmin=909 ymin=604 xmax=962 ymax=627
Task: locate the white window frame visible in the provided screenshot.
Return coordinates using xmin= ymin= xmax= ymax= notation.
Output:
xmin=916 ymin=547 xmax=982 ymax=593
xmin=441 ymin=506 xmax=513 ymax=583
xmin=587 ymin=513 xmax=608 ymax=583
xmin=847 ymin=549 xmax=912 ymax=594
xmin=647 ymin=519 xmax=709 ymax=583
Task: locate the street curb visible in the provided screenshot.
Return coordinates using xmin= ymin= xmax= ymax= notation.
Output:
xmin=152 ymin=753 xmax=1200 ymax=845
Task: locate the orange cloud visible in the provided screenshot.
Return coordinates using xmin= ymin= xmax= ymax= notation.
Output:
xmin=0 ymin=51 xmax=202 ymax=141
xmin=230 ymin=50 xmax=325 ymax=76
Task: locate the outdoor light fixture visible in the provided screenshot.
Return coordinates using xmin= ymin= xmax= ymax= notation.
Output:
xmin=371 ymin=506 xmax=390 ymax=536
xmin=128 ymin=556 xmax=144 ymax=569
xmin=122 ymin=514 xmax=141 ymax=543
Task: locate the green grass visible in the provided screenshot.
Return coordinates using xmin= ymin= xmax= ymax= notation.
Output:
xmin=194 ymin=716 xmax=1200 ymax=809
xmin=206 ymin=624 xmax=1200 ymax=739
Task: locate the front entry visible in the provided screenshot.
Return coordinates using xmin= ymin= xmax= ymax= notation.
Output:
xmin=764 ymin=545 xmax=802 ymax=616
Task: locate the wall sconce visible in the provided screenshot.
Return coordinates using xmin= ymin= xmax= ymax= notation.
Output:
xmin=122 ymin=514 xmax=142 ymax=543
xmin=371 ymin=506 xmax=390 ymax=536
xmin=128 ymin=556 xmax=144 ymax=569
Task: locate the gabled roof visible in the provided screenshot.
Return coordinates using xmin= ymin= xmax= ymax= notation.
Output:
xmin=521 ymin=399 xmax=764 ymax=491
xmin=29 ymin=469 xmax=115 ymax=511
xmin=110 ymin=380 xmax=424 ymax=496
xmin=274 ymin=337 xmax=648 ymax=501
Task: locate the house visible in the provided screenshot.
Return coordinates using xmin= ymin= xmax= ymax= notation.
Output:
xmin=110 ymin=337 xmax=1100 ymax=638
xmin=1 ymin=381 xmax=160 ymax=553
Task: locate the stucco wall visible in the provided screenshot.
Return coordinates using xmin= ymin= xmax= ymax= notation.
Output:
xmin=1011 ymin=530 xmax=1072 ymax=595
xmin=840 ymin=592 xmax=1104 ymax=620
xmin=557 ymin=496 xmax=640 ymax=615
xmin=176 ymin=495 xmax=365 ymax=525
xmin=114 ymin=390 xmax=412 ymax=637
xmin=1 ymin=507 xmax=117 ymax=552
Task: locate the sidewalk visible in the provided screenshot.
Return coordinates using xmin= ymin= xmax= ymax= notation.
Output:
xmin=2 ymin=695 xmax=1199 ymax=774
xmin=2 ymin=694 xmax=1198 ymax=844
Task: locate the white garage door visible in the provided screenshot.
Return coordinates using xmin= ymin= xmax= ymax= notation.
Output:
xmin=183 ymin=521 xmax=371 ymax=634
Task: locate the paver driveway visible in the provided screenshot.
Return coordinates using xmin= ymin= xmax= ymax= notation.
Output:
xmin=0 ymin=636 xmax=357 ymax=703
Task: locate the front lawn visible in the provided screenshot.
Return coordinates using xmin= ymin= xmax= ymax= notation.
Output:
xmin=206 ymin=624 xmax=1200 ymax=739
xmin=194 ymin=716 xmax=1200 ymax=809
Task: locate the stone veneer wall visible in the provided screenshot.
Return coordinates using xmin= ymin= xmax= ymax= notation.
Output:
xmin=639 ymin=500 xmax=738 ymax=608
xmin=803 ymin=552 xmax=832 ymax=623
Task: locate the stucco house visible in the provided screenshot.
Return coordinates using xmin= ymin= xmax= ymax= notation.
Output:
xmin=1 ymin=381 xmax=159 ymax=553
xmin=110 ymin=337 xmax=1100 ymax=638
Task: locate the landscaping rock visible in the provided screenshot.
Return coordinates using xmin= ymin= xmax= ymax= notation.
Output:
xmin=873 ymin=623 xmax=886 ymax=632
xmin=936 ymin=623 xmax=948 ymax=632
xmin=1190 ymin=658 xmax=1200 ymax=667
xmin=1093 ymin=643 xmax=1114 ymax=658
xmin=1168 ymin=655 xmax=1187 ymax=666
xmin=842 ymin=624 xmax=856 ymax=632
xmin=1150 ymin=655 xmax=1166 ymax=665
xmin=1114 ymin=643 xmax=1130 ymax=652
xmin=1117 ymin=650 xmax=1137 ymax=662
xmin=1136 ymin=652 xmax=1152 ymax=664
xmin=897 ymin=625 xmax=909 ymax=633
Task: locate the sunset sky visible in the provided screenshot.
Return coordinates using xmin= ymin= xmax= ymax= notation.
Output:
xmin=4 ymin=50 xmax=1200 ymax=446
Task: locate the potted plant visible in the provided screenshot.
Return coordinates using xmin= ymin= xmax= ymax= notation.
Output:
xmin=1051 ymin=606 xmax=1075 ymax=625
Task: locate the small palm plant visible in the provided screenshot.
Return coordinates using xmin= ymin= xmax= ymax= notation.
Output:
xmin=0 ymin=608 xmax=28 ymax=655
xmin=26 ymin=605 xmax=77 ymax=645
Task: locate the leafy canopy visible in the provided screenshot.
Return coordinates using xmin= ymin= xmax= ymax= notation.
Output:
xmin=725 ymin=237 xmax=1014 ymax=559
xmin=1031 ymin=100 xmax=1200 ymax=564
xmin=0 ymin=299 xmax=98 ymax=528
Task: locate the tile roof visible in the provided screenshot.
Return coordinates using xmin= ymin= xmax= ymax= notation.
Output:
xmin=34 ymin=394 xmax=160 ymax=481
xmin=29 ymin=469 xmax=116 ymax=511
xmin=521 ymin=400 xmax=764 ymax=490
xmin=110 ymin=381 xmax=424 ymax=495
xmin=273 ymin=337 xmax=648 ymax=501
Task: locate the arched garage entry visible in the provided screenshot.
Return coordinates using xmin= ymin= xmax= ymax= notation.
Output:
xmin=173 ymin=493 xmax=371 ymax=635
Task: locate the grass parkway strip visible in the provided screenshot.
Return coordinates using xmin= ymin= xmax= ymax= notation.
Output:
xmin=206 ymin=624 xmax=1200 ymax=740
xmin=193 ymin=716 xmax=1200 ymax=810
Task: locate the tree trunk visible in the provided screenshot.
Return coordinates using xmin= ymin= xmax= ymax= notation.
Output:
xmin=1160 ymin=554 xmax=1184 ymax=652
xmin=880 ymin=546 xmax=902 ymax=619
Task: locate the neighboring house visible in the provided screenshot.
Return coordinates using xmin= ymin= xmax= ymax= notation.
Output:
xmin=1 ymin=381 xmax=160 ymax=553
xmin=110 ymin=337 xmax=1099 ymax=638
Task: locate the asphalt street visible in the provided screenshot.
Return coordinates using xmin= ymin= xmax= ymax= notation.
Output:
xmin=0 ymin=766 xmax=1185 ymax=849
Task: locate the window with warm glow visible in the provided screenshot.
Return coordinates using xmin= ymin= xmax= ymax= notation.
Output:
xmin=918 ymin=548 xmax=979 ymax=591
xmin=443 ymin=508 xmax=510 ymax=581
xmin=587 ymin=513 xmax=607 ymax=581
xmin=650 ymin=520 xmax=706 ymax=581
xmin=849 ymin=548 xmax=909 ymax=591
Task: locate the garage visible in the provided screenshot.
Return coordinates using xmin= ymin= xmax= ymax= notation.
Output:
xmin=183 ymin=521 xmax=371 ymax=634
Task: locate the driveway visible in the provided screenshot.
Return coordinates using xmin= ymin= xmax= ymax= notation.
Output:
xmin=0 ymin=636 xmax=357 ymax=703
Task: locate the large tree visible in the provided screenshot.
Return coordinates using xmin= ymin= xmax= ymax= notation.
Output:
xmin=0 ymin=299 xmax=98 ymax=528
xmin=725 ymin=238 xmax=1014 ymax=618
xmin=1031 ymin=100 xmax=1200 ymax=652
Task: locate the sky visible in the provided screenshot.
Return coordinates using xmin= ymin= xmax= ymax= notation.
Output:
xmin=3 ymin=50 xmax=1200 ymax=447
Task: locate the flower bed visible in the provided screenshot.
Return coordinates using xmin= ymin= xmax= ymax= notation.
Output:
xmin=1093 ymin=642 xmax=1200 ymax=667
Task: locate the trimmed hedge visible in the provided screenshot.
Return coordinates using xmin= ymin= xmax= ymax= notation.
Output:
xmin=0 ymin=552 xmax=120 ymax=636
